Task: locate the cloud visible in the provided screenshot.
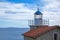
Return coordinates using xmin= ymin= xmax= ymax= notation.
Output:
xmin=0 ymin=2 xmax=35 ymax=28
xmin=0 ymin=2 xmax=35 ymax=20
xmin=0 ymin=0 xmax=60 ymax=28
xmin=42 ymin=0 xmax=60 ymax=25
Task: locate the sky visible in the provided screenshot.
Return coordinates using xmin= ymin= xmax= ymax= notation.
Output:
xmin=0 ymin=0 xmax=60 ymax=28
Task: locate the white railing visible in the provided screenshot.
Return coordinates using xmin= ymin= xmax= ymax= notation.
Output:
xmin=28 ymin=20 xmax=35 ymax=25
xmin=43 ymin=19 xmax=49 ymax=25
xmin=28 ymin=19 xmax=49 ymax=25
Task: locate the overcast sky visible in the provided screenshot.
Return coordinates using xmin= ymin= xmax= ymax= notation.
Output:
xmin=0 ymin=0 xmax=60 ymax=28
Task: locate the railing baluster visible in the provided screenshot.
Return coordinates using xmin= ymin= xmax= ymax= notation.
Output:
xmin=28 ymin=19 xmax=49 ymax=25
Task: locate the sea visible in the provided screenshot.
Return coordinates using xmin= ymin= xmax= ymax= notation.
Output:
xmin=0 ymin=28 xmax=29 ymax=40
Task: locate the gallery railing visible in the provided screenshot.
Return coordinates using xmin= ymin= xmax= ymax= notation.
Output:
xmin=28 ymin=19 xmax=49 ymax=26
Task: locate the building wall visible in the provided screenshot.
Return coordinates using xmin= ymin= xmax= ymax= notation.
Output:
xmin=24 ymin=36 xmax=35 ymax=40
xmin=36 ymin=28 xmax=60 ymax=40
xmin=30 ymin=25 xmax=38 ymax=30
xmin=24 ymin=28 xmax=60 ymax=40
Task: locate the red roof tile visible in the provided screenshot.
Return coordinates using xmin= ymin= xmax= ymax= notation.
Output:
xmin=23 ymin=26 xmax=60 ymax=38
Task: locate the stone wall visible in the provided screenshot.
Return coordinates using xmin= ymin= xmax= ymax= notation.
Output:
xmin=24 ymin=28 xmax=60 ymax=40
xmin=36 ymin=28 xmax=60 ymax=40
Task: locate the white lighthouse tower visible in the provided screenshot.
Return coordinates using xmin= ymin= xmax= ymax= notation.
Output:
xmin=34 ymin=8 xmax=42 ymax=26
xmin=29 ymin=8 xmax=43 ymax=30
xmin=29 ymin=8 xmax=49 ymax=30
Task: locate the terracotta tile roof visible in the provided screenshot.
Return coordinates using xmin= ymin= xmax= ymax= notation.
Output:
xmin=23 ymin=26 xmax=60 ymax=38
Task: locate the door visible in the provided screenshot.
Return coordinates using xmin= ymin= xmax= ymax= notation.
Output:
xmin=54 ymin=34 xmax=57 ymax=40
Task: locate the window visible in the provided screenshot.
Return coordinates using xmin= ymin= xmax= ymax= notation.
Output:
xmin=54 ymin=34 xmax=57 ymax=40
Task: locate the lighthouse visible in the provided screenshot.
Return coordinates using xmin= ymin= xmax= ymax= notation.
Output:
xmin=23 ymin=8 xmax=60 ymax=40
xmin=29 ymin=8 xmax=43 ymax=30
xmin=34 ymin=8 xmax=42 ymax=26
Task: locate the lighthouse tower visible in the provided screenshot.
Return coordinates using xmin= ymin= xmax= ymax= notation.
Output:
xmin=34 ymin=8 xmax=42 ymax=26
xmin=29 ymin=8 xmax=43 ymax=30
